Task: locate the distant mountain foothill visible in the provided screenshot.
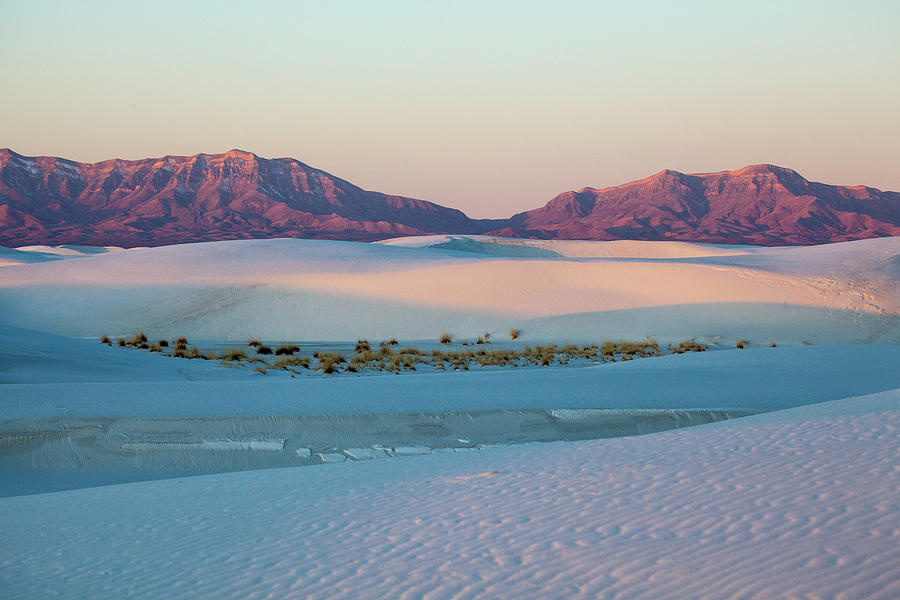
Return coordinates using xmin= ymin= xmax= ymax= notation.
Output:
xmin=1 ymin=148 xmax=897 ymax=247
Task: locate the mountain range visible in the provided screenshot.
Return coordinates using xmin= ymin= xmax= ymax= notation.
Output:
xmin=1 ymin=148 xmax=897 ymax=247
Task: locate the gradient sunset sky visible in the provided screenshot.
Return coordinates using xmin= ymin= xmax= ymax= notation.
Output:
xmin=2 ymin=0 xmax=897 ymax=217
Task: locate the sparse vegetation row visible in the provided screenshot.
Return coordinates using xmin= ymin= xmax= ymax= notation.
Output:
xmin=100 ymin=333 xmax=731 ymax=376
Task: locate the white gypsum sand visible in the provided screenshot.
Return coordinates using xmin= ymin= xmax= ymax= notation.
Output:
xmin=1 ymin=235 xmax=899 ymax=598
xmin=0 ymin=236 xmax=897 ymax=343
xmin=1 ymin=389 xmax=898 ymax=599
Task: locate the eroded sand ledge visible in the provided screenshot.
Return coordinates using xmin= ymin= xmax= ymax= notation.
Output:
xmin=0 ymin=408 xmax=751 ymax=496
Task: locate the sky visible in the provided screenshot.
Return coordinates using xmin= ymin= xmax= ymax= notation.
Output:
xmin=1 ymin=1 xmax=898 ymax=218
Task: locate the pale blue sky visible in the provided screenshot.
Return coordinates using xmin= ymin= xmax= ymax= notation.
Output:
xmin=2 ymin=0 xmax=898 ymax=216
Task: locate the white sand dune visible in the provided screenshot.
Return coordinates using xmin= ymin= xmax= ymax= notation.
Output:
xmin=13 ymin=244 xmax=126 ymax=257
xmin=4 ymin=324 xmax=900 ymax=418
xmin=0 ymin=244 xmax=124 ymax=266
xmin=4 ymin=322 xmax=899 ymax=501
xmin=2 ymin=235 xmax=899 ymax=598
xmin=0 ymin=236 xmax=897 ymax=343
xmin=2 ymin=389 xmax=898 ymax=599
xmin=379 ymin=233 xmax=759 ymax=258
xmin=0 ymin=325 xmax=251 ymax=385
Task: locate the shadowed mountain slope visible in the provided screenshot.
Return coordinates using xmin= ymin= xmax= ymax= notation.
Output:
xmin=0 ymin=149 xmax=487 ymax=246
xmin=1 ymin=149 xmax=897 ymax=246
xmin=489 ymin=164 xmax=899 ymax=245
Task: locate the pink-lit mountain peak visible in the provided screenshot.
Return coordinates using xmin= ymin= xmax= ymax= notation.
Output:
xmin=499 ymin=164 xmax=898 ymax=245
xmin=0 ymin=150 xmax=897 ymax=247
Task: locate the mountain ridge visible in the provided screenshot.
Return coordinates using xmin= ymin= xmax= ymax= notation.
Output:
xmin=0 ymin=148 xmax=486 ymax=247
xmin=494 ymin=162 xmax=899 ymax=245
xmin=1 ymin=148 xmax=897 ymax=247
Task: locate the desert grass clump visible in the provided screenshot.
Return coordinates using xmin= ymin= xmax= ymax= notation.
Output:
xmin=355 ymin=339 xmax=371 ymax=352
xmin=118 ymin=338 xmax=126 ymax=347
xmin=600 ymin=341 xmax=617 ymax=360
xmin=158 ymin=339 xmax=169 ymax=347
xmin=220 ymin=348 xmax=247 ymax=362
xmin=350 ymin=342 xmax=389 ymax=371
xmin=126 ymin=332 xmax=149 ymax=348
xmin=253 ymin=366 xmax=267 ymax=375
xmin=440 ymin=332 xmax=453 ymax=345
xmin=509 ymin=328 xmax=520 ymax=340
xmin=316 ymin=351 xmax=345 ymax=374
xmin=173 ymin=337 xmax=188 ymax=354
xmin=173 ymin=346 xmax=201 ymax=359
xmin=669 ymin=339 xmax=708 ymax=354
xmin=769 ymin=341 xmax=777 ymax=347
xmin=100 ymin=335 xmax=111 ymax=345
xmin=618 ymin=341 xmax=642 ymax=359
xmin=274 ymin=356 xmax=310 ymax=370
xmin=247 ymin=339 xmax=261 ymax=348
xmin=275 ymin=344 xmax=299 ymax=356
xmin=256 ymin=345 xmax=273 ymax=355
xmin=474 ymin=348 xmax=519 ymax=368
xmin=736 ymin=339 xmax=749 ymax=349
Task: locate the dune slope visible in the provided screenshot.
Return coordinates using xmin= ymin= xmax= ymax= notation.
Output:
xmin=2 ymin=389 xmax=898 ymax=599
xmin=0 ymin=235 xmax=897 ymax=344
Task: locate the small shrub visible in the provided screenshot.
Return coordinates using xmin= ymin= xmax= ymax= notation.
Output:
xmin=248 ymin=339 xmax=261 ymax=347
xmin=669 ymin=339 xmax=708 ymax=354
xmin=274 ymin=356 xmax=310 ymax=369
xmin=256 ymin=345 xmax=273 ymax=355
xmin=316 ymin=351 xmax=345 ymax=374
xmin=99 ymin=335 xmax=111 ymax=345
xmin=440 ymin=332 xmax=452 ymax=345
xmin=275 ymin=344 xmax=299 ymax=356
xmin=736 ymin=339 xmax=749 ymax=349
xmin=387 ymin=338 xmax=398 ymax=346
xmin=158 ymin=339 xmax=169 ymax=347
xmin=220 ymin=348 xmax=246 ymax=361
xmin=355 ymin=339 xmax=371 ymax=352
xmin=118 ymin=338 xmax=126 ymax=347
xmin=126 ymin=332 xmax=148 ymax=346
xmin=173 ymin=346 xmax=201 ymax=359
xmin=769 ymin=341 xmax=777 ymax=347
xmin=175 ymin=336 xmax=188 ymax=346
xmin=509 ymin=328 xmax=520 ymax=340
